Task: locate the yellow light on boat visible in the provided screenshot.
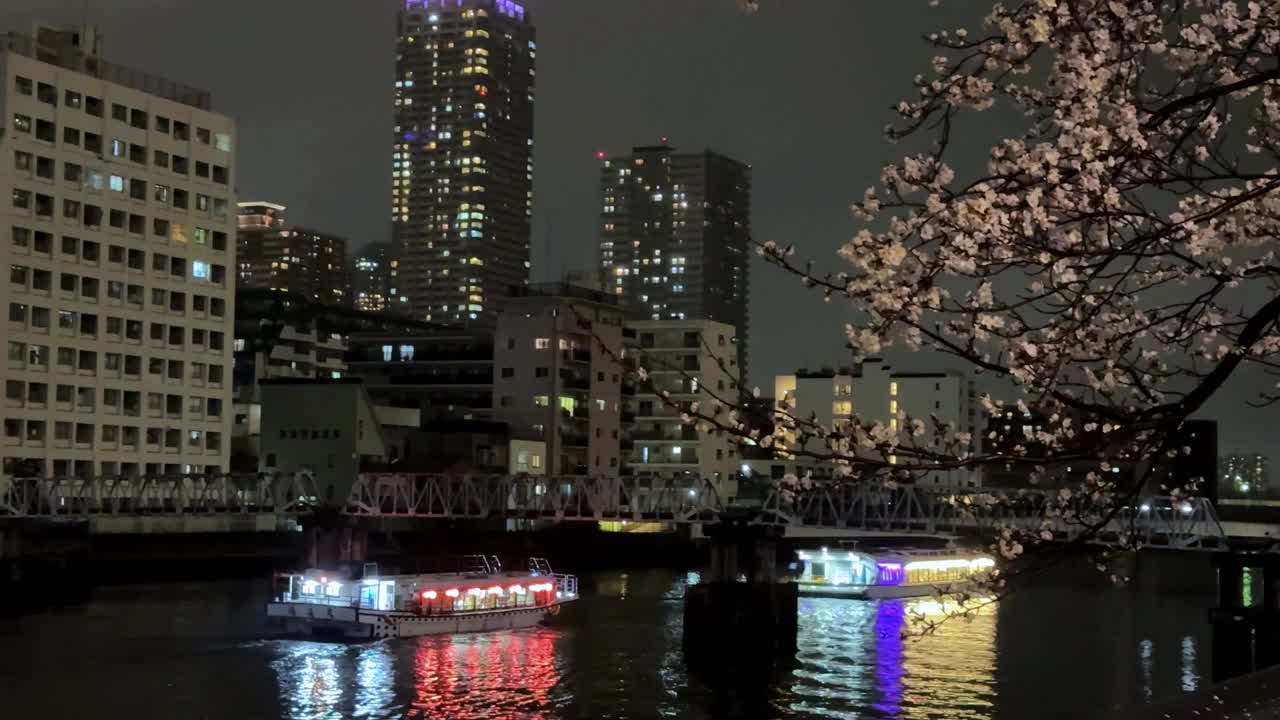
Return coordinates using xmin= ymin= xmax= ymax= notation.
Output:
xmin=903 ymin=557 xmax=996 ymax=572
xmin=509 ymin=585 xmax=525 ymax=594
xmin=445 ymin=588 xmax=460 ymax=598
xmin=423 ymin=590 xmax=437 ymax=600
xmin=487 ymin=586 xmax=504 ymax=595
xmin=468 ymin=588 xmax=485 ymax=596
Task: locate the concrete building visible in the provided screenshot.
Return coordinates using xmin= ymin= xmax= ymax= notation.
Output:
xmin=346 ymin=326 xmax=493 ymax=422
xmin=393 ymin=0 xmax=536 ymax=326
xmin=352 ymin=241 xmax=401 ymax=313
xmin=625 ymin=319 xmax=741 ymax=500
xmin=492 ymin=283 xmax=625 ymax=476
xmin=236 ymin=201 xmax=350 ymax=307
xmin=772 ymin=360 xmax=979 ymax=486
xmin=598 ymin=144 xmax=752 ymax=378
xmin=1 ymin=25 xmax=236 ymax=478
xmin=258 ymin=378 xmax=404 ymax=504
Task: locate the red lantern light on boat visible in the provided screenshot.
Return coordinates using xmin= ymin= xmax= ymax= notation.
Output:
xmin=422 ymin=590 xmax=437 ymax=600
xmin=445 ymin=588 xmax=460 ymax=598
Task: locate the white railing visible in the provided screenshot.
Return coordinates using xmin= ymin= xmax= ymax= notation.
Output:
xmin=0 ymin=473 xmax=1230 ymax=550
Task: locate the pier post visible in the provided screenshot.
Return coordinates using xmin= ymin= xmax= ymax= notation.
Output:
xmin=1210 ymin=550 xmax=1280 ymax=682
xmin=683 ymin=517 xmax=797 ymax=684
xmin=301 ymin=509 xmax=368 ymax=569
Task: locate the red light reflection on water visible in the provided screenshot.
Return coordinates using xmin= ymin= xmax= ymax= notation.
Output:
xmin=405 ymin=629 xmax=561 ymax=719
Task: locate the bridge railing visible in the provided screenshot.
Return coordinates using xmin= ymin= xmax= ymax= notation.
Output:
xmin=0 ymin=473 xmax=1229 ymax=549
xmin=0 ymin=473 xmax=319 ymax=518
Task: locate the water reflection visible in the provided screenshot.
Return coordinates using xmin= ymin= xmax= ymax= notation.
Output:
xmin=777 ymin=597 xmax=997 ymax=719
xmin=270 ymin=628 xmax=561 ymax=720
xmin=272 ymin=642 xmax=349 ymax=719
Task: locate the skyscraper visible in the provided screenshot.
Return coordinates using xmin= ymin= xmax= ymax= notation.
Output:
xmin=1 ymin=25 xmax=236 ymax=478
xmin=393 ymin=0 xmax=536 ymax=326
xmin=598 ymin=144 xmax=752 ymax=379
xmin=236 ymin=201 xmax=350 ymax=307
xmin=351 ymin=242 xmax=401 ymax=313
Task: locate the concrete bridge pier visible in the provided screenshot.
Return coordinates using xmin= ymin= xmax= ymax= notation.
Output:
xmin=0 ymin=520 xmax=92 ymax=613
xmin=1210 ymin=551 xmax=1280 ymax=682
xmin=301 ymin=509 xmax=368 ymax=570
xmin=683 ymin=517 xmax=798 ymax=688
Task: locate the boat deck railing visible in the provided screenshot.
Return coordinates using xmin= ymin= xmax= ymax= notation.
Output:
xmin=553 ymin=573 xmax=578 ymax=599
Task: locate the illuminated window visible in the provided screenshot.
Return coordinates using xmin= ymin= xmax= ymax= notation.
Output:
xmin=191 ymin=261 xmax=209 ymax=279
xmin=533 ymin=338 xmax=550 ymax=349
xmin=890 ymin=381 xmax=898 ymax=396
xmin=533 ymin=395 xmax=549 ymax=407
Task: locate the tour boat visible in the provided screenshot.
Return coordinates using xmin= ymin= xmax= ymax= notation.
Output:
xmin=266 ymin=556 xmax=578 ymax=640
xmin=794 ymin=547 xmax=994 ymax=599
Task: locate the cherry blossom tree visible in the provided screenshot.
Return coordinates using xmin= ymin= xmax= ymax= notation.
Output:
xmin=633 ymin=0 xmax=1280 ymax=572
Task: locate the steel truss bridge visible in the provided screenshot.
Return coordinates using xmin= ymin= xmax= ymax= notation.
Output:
xmin=0 ymin=473 xmax=1230 ymax=549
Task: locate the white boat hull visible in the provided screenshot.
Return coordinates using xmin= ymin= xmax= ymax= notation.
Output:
xmin=266 ymin=602 xmax=558 ymax=640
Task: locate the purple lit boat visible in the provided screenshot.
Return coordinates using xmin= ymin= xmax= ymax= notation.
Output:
xmin=794 ymin=548 xmax=994 ymax=599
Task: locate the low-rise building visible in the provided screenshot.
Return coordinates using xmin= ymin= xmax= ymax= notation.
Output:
xmin=345 ymin=328 xmax=493 ymax=422
xmin=772 ymin=360 xmax=979 ymax=486
xmin=258 ymin=378 xmax=402 ymax=504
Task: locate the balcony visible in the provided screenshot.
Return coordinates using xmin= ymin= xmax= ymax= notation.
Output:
xmin=559 ymin=371 xmax=590 ymax=391
xmin=625 ymin=452 xmax=700 ymax=466
xmin=560 ymin=406 xmax=590 ymax=422
xmin=630 ymin=426 xmax=699 ymax=442
xmin=563 ymin=348 xmax=591 ymax=365
xmin=560 ymin=433 xmax=589 ymax=448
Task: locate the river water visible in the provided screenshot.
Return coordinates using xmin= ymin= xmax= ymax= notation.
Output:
xmin=0 ymin=554 xmax=1218 ymax=719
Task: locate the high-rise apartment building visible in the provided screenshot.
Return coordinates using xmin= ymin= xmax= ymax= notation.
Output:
xmin=1 ymin=25 xmax=236 ymax=478
xmin=352 ymin=242 xmax=400 ymax=313
xmin=598 ymin=144 xmax=752 ymax=378
xmin=492 ymin=283 xmax=624 ymax=476
xmin=393 ymin=0 xmax=536 ymax=326
xmin=1221 ymin=453 xmax=1268 ymax=497
xmin=236 ymin=201 xmax=350 ymax=307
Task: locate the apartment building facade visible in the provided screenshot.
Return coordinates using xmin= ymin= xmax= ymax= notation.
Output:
xmin=491 ymin=283 xmax=624 ymax=476
xmin=2 ymin=26 xmax=236 ymax=478
xmin=624 ymin=319 xmax=741 ymax=500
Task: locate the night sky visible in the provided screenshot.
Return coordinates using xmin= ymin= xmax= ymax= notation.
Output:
xmin=3 ymin=0 xmax=1274 ymax=463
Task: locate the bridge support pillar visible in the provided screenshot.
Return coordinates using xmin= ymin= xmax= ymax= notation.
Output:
xmin=684 ymin=518 xmax=797 ymax=695
xmin=1210 ymin=550 xmax=1280 ymax=682
xmin=301 ymin=510 xmax=368 ymax=570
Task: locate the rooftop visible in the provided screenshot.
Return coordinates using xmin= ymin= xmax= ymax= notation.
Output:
xmin=1 ymin=29 xmax=211 ymax=109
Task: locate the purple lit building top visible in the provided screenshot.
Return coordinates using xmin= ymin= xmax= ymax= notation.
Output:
xmin=403 ymin=0 xmax=526 ymax=20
